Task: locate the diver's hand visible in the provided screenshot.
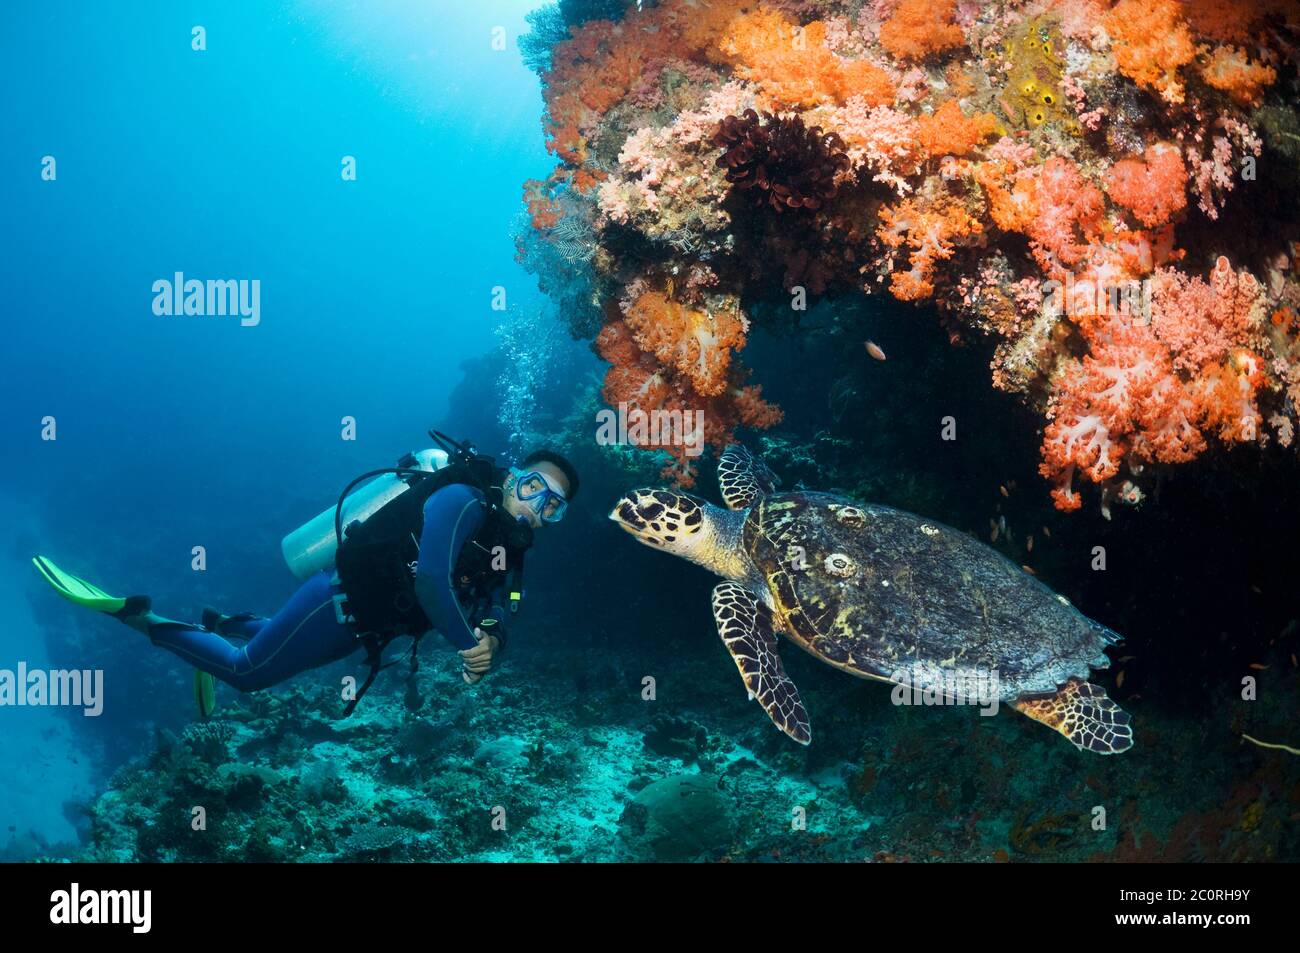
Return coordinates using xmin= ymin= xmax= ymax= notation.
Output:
xmin=460 ymin=627 xmax=500 ymax=685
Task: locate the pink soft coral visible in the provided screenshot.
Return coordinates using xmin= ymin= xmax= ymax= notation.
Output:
xmin=1041 ymin=257 xmax=1267 ymax=510
xmin=1105 ymin=146 xmax=1188 ymax=228
xmin=1041 ymin=318 xmax=1202 ymax=510
xmin=1149 ymin=255 xmax=1264 ymax=372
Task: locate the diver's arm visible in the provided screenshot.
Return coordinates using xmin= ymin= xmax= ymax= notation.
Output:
xmin=413 ymin=483 xmax=488 ymax=651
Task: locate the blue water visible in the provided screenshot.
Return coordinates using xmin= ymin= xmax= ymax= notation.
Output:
xmin=0 ymin=0 xmax=554 ymax=856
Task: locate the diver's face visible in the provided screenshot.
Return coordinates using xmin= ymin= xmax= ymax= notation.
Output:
xmin=505 ymin=461 xmax=570 ymax=529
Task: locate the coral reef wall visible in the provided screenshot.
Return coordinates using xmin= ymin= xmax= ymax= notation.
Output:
xmin=516 ymin=0 xmax=1300 ymax=510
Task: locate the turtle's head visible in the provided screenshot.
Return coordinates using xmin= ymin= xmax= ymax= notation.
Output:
xmin=609 ymin=489 xmax=748 ymax=578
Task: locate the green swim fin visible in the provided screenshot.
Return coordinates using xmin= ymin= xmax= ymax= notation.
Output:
xmin=31 ymin=556 xmax=149 ymax=617
xmin=194 ymin=670 xmax=217 ymax=720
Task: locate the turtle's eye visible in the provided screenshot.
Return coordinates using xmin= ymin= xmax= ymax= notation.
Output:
xmin=824 ymin=553 xmax=858 ymax=577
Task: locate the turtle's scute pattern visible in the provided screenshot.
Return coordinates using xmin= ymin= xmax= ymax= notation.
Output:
xmin=744 ymin=492 xmax=1118 ymax=700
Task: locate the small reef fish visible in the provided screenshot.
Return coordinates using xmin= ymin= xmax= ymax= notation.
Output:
xmin=865 ymin=340 xmax=886 ymax=361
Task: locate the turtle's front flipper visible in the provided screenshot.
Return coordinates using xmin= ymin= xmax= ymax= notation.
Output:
xmin=717 ymin=445 xmax=780 ymax=510
xmin=711 ymin=582 xmax=811 ymax=745
xmin=1012 ymin=679 xmax=1133 ymax=754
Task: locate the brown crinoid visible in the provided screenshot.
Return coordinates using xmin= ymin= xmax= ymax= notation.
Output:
xmin=713 ymin=109 xmax=849 ymax=213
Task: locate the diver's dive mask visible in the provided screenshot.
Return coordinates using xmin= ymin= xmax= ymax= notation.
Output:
xmin=509 ymin=467 xmax=569 ymax=524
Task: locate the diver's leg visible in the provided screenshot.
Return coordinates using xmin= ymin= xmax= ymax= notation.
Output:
xmin=200 ymin=608 xmax=264 ymax=641
xmin=146 ymin=572 xmax=359 ymax=692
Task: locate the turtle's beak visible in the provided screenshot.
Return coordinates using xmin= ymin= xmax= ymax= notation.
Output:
xmin=609 ymin=494 xmax=649 ymax=535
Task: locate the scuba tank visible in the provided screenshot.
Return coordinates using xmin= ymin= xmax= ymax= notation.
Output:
xmin=280 ymin=448 xmax=449 ymax=580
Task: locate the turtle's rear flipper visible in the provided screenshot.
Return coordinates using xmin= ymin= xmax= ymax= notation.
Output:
xmin=711 ymin=582 xmax=811 ymax=745
xmin=1012 ymin=679 xmax=1133 ymax=754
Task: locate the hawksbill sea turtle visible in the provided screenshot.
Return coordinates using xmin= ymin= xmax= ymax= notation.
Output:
xmin=609 ymin=445 xmax=1133 ymax=754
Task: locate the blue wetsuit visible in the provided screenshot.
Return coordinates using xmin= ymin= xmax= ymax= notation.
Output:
xmin=148 ymin=483 xmax=505 ymax=691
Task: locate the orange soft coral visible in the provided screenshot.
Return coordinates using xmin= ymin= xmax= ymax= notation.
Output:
xmin=621 ymin=289 xmax=748 ymax=397
xmin=1103 ymin=0 xmax=1197 ymax=104
xmin=523 ymin=178 xmax=564 ymax=230
xmin=1200 ymin=45 xmax=1279 ymax=106
xmin=1193 ymin=353 xmax=1265 ymax=443
xmin=1105 ymin=146 xmax=1189 ymax=228
xmin=1181 ymin=0 xmax=1292 ymax=43
xmin=879 ymin=0 xmax=965 ymax=62
xmin=722 ymin=12 xmax=894 ymax=108
xmin=915 ymin=100 xmax=999 ymax=159
xmin=877 ymin=195 xmax=983 ymax=301
xmin=596 ymin=303 xmax=782 ymax=485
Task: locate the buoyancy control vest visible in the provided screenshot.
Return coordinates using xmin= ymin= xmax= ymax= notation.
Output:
xmin=332 ymin=432 xmax=533 ymax=714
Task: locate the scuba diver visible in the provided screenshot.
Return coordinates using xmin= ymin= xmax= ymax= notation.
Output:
xmin=32 ymin=431 xmax=579 ymax=715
